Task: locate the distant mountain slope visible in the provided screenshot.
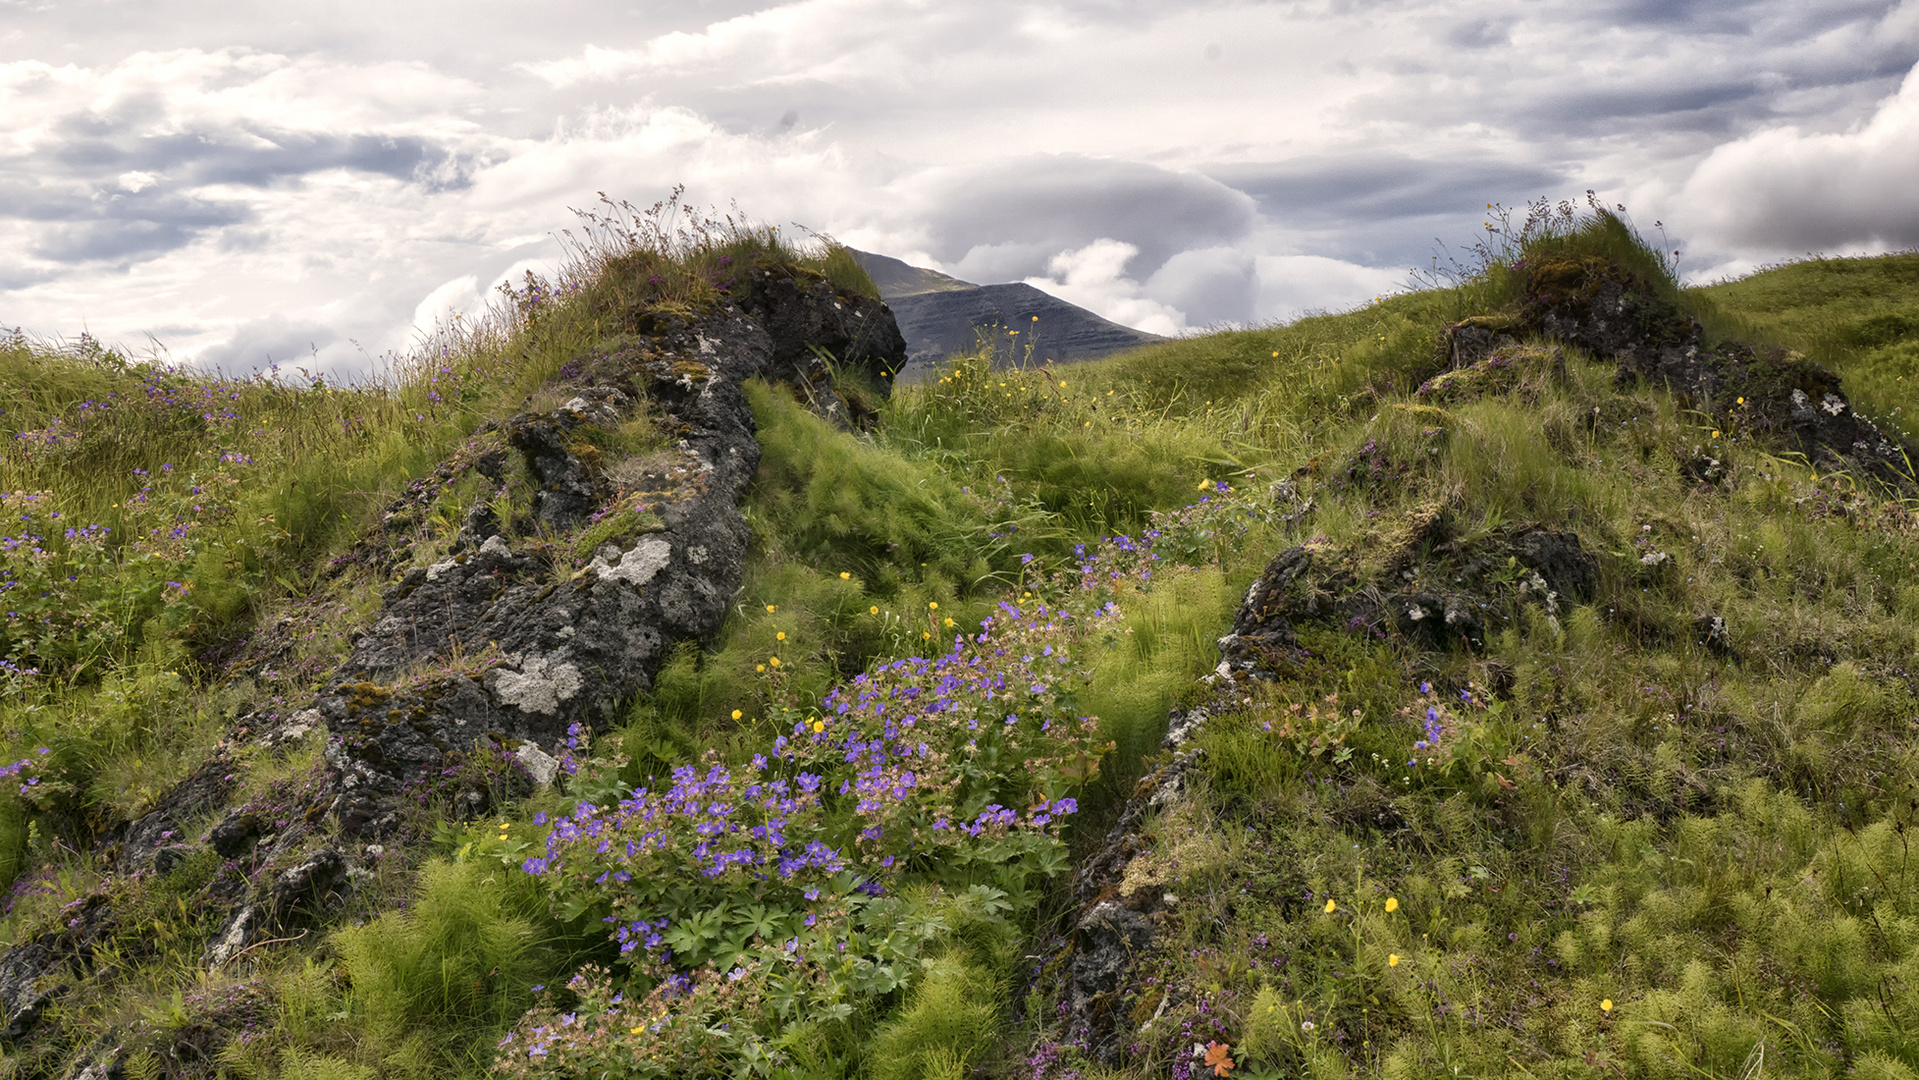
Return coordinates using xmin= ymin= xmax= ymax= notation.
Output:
xmin=851 ymin=249 xmax=978 ymax=298
xmin=849 ymin=249 xmax=1168 ymax=380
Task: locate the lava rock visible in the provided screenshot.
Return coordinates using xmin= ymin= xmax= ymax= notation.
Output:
xmin=204 ymin=906 xmax=258 ymax=969
xmin=117 ymin=755 xmax=238 ymax=872
xmin=1054 ymin=707 xmax=1217 ymax=1065
xmin=0 ymin=941 xmax=57 ymax=1042
xmin=1440 ymin=315 xmax=1523 ymax=369
xmin=1694 ymin=613 xmax=1737 ymax=659
xmin=1067 ymin=901 xmax=1156 ymax=1064
xmin=739 ymin=268 xmax=906 ymax=398
xmin=1392 ymin=591 xmax=1484 ymax=650
xmin=1214 ymin=550 xmax=1310 ymax=677
xmin=151 ymin=845 xmax=194 ymax=876
xmin=318 ymin=295 xmax=894 ymax=834
xmin=266 ymin=848 xmax=349 ymax=928
xmin=207 ymin=813 xmax=263 ymax=859
xmin=507 ymin=410 xmax=606 ymax=530
xmin=1528 ymin=266 xmax=1915 ymax=492
xmin=1510 ymin=530 xmax=1600 ymax=602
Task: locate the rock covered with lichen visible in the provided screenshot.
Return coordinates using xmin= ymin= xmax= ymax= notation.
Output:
xmin=0 ymin=278 xmax=905 ymax=1060
xmin=1455 ymin=257 xmax=1918 ymax=490
xmin=299 ymin=281 xmax=899 ymax=841
xmin=313 ymin=312 xmax=772 ymax=836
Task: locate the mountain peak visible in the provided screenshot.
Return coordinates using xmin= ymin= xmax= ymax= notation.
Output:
xmin=846 ymin=248 xmax=1168 ymax=378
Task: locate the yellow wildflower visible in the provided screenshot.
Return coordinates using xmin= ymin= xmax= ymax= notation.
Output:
xmin=1385 ymin=897 xmax=1398 ymax=912
xmin=1601 ymin=999 xmax=1613 ymax=1012
xmin=1324 ymin=898 xmax=1337 ymax=914
xmin=731 ymin=709 xmax=743 ymax=720
xmin=1388 ymin=953 xmax=1400 ymax=967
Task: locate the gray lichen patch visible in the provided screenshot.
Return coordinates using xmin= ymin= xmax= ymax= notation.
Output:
xmin=514 ymin=742 xmax=561 ymax=785
xmin=591 ymin=536 xmax=672 ymax=588
xmin=488 ymin=653 xmax=584 ymax=715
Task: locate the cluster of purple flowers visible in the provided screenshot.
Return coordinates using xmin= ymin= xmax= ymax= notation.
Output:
xmin=0 ymin=747 xmax=49 ymax=794
xmin=497 ymin=500 xmax=1237 ymax=1075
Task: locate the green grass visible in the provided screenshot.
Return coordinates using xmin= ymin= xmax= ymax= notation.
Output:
xmin=2 ymin=199 xmax=1918 ymax=1079
xmin=1694 ymin=251 xmax=1919 ymax=444
xmin=1006 ymin=211 xmax=1919 ymax=1080
xmin=0 ymin=195 xmax=891 ymax=1076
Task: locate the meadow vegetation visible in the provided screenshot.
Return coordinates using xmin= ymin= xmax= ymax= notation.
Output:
xmin=0 ymin=192 xmax=1913 ymax=1079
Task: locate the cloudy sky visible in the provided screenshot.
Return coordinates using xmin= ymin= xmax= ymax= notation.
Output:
xmin=4 ymin=0 xmax=1918 ymax=376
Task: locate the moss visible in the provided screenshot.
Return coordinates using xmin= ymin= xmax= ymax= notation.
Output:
xmin=1416 ymin=345 xmax=1561 ymax=406
xmin=567 ymin=502 xmax=666 ymax=562
xmin=1523 ymin=254 xmax=1613 ymax=313
xmin=345 ymin=682 xmax=392 ymax=713
xmin=565 ymin=439 xmax=603 ymax=472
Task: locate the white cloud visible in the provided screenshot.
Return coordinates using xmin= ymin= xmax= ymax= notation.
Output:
xmin=1144 ymin=246 xmax=1258 ymax=328
xmin=2 ymin=0 xmax=1917 ymax=376
xmin=1677 ymin=59 xmax=1919 ymax=252
xmin=412 ymin=275 xmax=482 ymax=337
xmin=1254 ymin=255 xmax=1406 ymax=322
xmin=1024 ymin=239 xmax=1188 ymax=337
xmin=193 ymin=313 xmax=340 ymax=376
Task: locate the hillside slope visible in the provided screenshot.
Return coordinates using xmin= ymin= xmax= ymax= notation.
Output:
xmin=0 ymin=206 xmax=1914 ymax=1080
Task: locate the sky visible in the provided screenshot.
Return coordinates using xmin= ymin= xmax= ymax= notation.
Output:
xmin=3 ymin=0 xmax=1918 ymax=377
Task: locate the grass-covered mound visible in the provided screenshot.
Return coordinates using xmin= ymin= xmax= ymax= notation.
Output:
xmin=0 ymin=191 xmax=1912 ymax=1080
xmin=1013 ymin=208 xmax=1919 ymax=1080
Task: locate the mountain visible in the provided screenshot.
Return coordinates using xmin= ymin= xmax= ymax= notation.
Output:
xmin=848 ymin=248 xmax=1168 ymax=379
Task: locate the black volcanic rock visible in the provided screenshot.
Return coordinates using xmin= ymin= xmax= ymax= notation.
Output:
xmin=848 ymin=250 xmax=1166 ymax=379
xmin=1514 ymin=261 xmax=1917 ymax=491
xmin=316 ymin=312 xmax=773 ymax=837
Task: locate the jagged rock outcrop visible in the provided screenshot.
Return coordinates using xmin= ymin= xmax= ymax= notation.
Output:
xmin=1214 ymin=522 xmax=1600 ymax=679
xmin=310 ymin=314 xmax=770 ymax=837
xmin=115 ymin=752 xmax=240 ymax=873
xmin=1443 ymin=260 xmax=1917 ymax=491
xmin=736 ymin=264 xmax=906 ymax=427
xmin=0 ymin=279 xmax=905 ymax=1050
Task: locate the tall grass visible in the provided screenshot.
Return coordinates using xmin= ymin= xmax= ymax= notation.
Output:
xmin=2 ymin=198 xmax=1916 ymax=1079
xmin=1011 ymin=209 xmax=1919 ymax=1080
xmin=0 ymin=192 xmax=887 ymax=1076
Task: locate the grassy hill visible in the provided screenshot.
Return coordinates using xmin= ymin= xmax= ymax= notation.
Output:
xmin=0 ymin=196 xmax=1914 ymax=1079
